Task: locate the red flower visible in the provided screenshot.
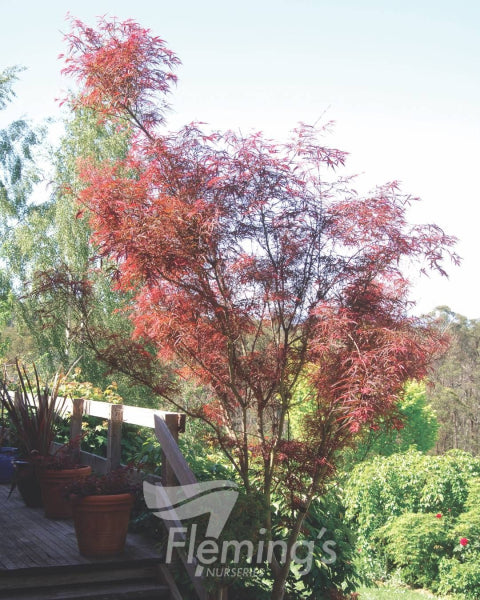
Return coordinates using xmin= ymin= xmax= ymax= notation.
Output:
xmin=459 ymin=537 xmax=469 ymax=547
xmin=436 ymin=513 xmax=442 ymax=519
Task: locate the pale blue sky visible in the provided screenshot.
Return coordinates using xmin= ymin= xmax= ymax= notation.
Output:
xmin=1 ymin=0 xmax=479 ymax=317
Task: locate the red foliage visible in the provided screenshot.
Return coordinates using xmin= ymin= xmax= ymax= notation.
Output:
xmin=61 ymin=15 xmax=180 ymax=133
xmin=307 ymin=281 xmax=448 ymax=435
xmin=61 ymin=13 xmax=458 ymax=532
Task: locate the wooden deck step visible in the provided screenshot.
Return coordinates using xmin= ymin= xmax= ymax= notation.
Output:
xmin=0 ymin=579 xmax=170 ymax=599
xmin=0 ymin=562 xmax=170 ymax=599
xmin=0 ymin=561 xmax=161 ymax=591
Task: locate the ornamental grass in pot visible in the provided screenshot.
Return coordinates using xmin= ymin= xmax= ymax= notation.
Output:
xmin=0 ymin=361 xmax=69 ymax=507
xmin=66 ymin=466 xmax=141 ymax=557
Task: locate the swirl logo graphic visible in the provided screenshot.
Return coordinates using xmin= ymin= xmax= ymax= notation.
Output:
xmin=144 ymin=480 xmax=238 ymax=538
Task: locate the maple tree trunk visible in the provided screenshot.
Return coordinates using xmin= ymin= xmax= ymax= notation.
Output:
xmin=270 ymin=563 xmax=290 ymax=600
xmin=268 ymin=467 xmax=327 ymax=600
xmin=269 ymin=491 xmax=316 ymax=600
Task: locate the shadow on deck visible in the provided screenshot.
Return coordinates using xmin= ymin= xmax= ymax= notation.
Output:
xmin=0 ymin=483 xmax=170 ymax=599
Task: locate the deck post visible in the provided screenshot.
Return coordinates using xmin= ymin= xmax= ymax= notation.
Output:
xmin=69 ymin=398 xmax=84 ymax=462
xmin=106 ymin=404 xmax=123 ymax=472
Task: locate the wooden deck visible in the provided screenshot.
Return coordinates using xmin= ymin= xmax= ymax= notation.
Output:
xmin=0 ymin=483 xmax=161 ymax=570
xmin=0 ymin=483 xmax=171 ymax=599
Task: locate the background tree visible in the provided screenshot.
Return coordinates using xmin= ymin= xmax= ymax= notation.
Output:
xmin=9 ymin=104 xmax=168 ymax=406
xmin=340 ymin=380 xmax=439 ymax=466
xmin=0 ymin=70 xmax=162 ymax=404
xmin=0 ymin=66 xmax=43 ymax=235
xmin=0 ymin=66 xmax=45 ymax=359
xmin=427 ymin=307 xmax=480 ymax=455
xmin=57 ymin=16 xmax=458 ymax=600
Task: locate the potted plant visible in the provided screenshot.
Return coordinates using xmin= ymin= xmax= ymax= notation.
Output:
xmin=0 ymin=361 xmax=68 ymax=507
xmin=37 ymin=439 xmax=92 ymax=519
xmin=66 ymin=466 xmax=140 ymax=557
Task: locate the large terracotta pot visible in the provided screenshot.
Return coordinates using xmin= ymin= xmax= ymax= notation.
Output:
xmin=14 ymin=460 xmax=43 ymax=508
xmin=40 ymin=465 xmax=92 ymax=519
xmin=72 ymin=493 xmax=134 ymax=557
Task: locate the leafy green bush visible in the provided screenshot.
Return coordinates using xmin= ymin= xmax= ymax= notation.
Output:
xmin=463 ymin=477 xmax=480 ymax=510
xmin=345 ymin=449 xmax=480 ymax=542
xmin=438 ymin=557 xmax=480 ymax=599
xmin=345 ymin=451 xmax=427 ymax=542
xmin=57 ymin=414 xmax=148 ymax=464
xmin=436 ymin=480 xmax=480 ymax=599
xmin=133 ymin=421 xmax=236 ymax=482
xmin=374 ymin=512 xmax=452 ymax=588
xmin=345 ymin=450 xmax=480 ymax=594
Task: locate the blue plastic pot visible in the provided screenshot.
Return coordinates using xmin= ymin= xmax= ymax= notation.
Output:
xmin=0 ymin=447 xmax=19 ymax=483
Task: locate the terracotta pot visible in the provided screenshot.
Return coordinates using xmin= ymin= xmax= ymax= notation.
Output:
xmin=14 ymin=460 xmax=43 ymax=507
xmin=72 ymin=493 xmax=134 ymax=557
xmin=40 ymin=465 xmax=92 ymax=519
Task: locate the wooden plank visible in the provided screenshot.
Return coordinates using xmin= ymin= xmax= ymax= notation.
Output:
xmin=0 ymin=565 xmax=159 ymax=590
xmin=106 ymin=404 xmax=123 ymax=472
xmin=20 ymin=393 xmax=185 ymax=431
xmin=69 ymin=398 xmax=84 ymax=462
xmin=153 ymin=416 xmax=208 ymax=600
xmin=157 ymin=564 xmax=183 ymax=600
xmin=82 ymin=399 xmax=111 ymax=419
xmin=154 ymin=414 xmax=197 ymax=487
xmin=2 ymin=581 xmax=170 ymax=600
xmin=149 ymin=482 xmax=207 ymax=600
xmin=122 ymin=404 xmax=156 ymax=428
xmin=78 ymin=399 xmax=184 ymax=430
xmin=162 ymin=412 xmax=182 ymax=487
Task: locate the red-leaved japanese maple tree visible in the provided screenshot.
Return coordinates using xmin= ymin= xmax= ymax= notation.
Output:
xmin=60 ymin=16 xmax=458 ymax=600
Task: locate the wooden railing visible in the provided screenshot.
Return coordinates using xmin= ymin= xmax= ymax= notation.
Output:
xmin=56 ymin=398 xmax=209 ymax=599
xmin=54 ymin=397 xmax=185 ymax=480
xmin=154 ymin=414 xmax=209 ymax=600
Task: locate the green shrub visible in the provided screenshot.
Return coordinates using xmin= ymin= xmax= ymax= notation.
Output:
xmin=438 ymin=557 xmax=480 ymax=599
xmin=464 ymin=477 xmax=480 ymax=510
xmin=374 ymin=512 xmax=452 ymax=589
xmin=344 ymin=450 xmax=480 ymax=587
xmin=437 ymin=483 xmax=480 ymax=598
xmin=345 ymin=450 xmax=480 ymax=540
xmin=345 ymin=451 xmax=428 ymax=540
xmin=450 ymin=509 xmax=480 ymax=551
xmin=420 ymin=452 xmax=480 ymax=517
